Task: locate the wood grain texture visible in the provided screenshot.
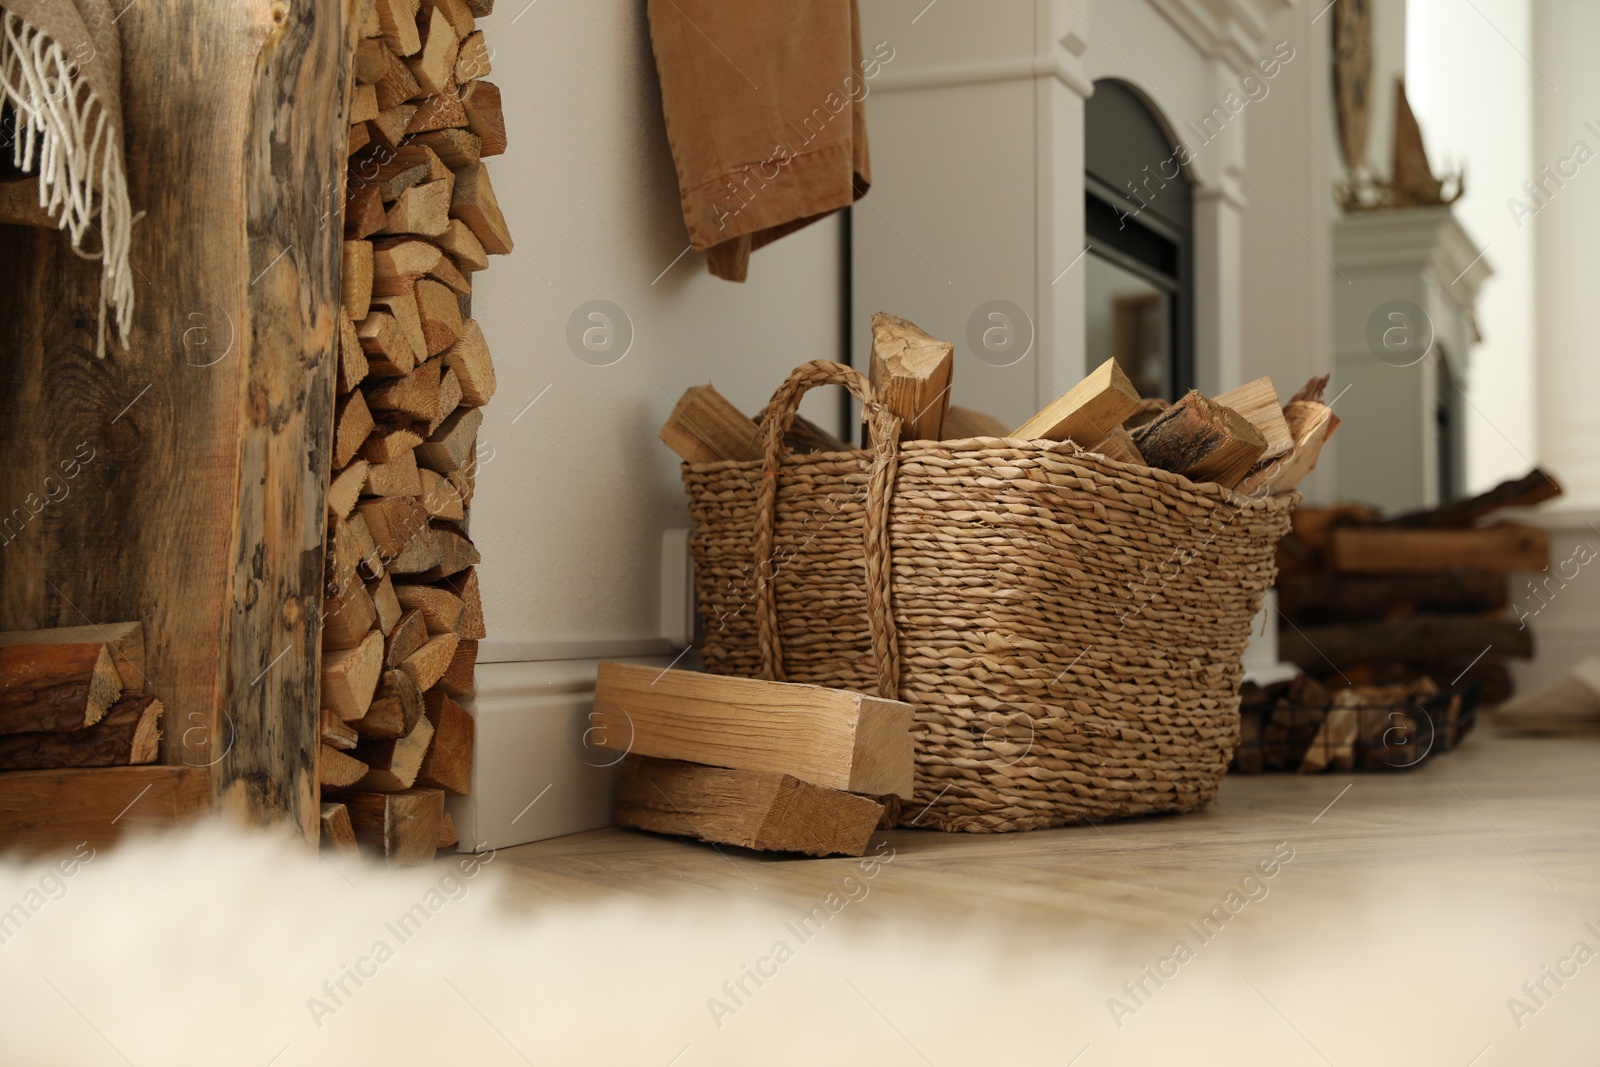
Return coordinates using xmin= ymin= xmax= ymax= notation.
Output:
xmin=0 ymin=767 xmax=210 ymax=852
xmin=0 ymin=623 xmax=144 ymax=693
xmin=0 ymin=643 xmax=122 ymax=735
xmin=1328 ymin=523 xmax=1550 ymax=573
xmin=1013 ymin=358 xmax=1143 ymax=444
xmin=0 ymin=0 xmax=361 ymax=845
xmin=614 ymin=756 xmax=884 ymax=857
xmin=345 ymin=787 xmax=443 ymax=865
xmin=0 ymin=696 xmax=164 ymax=770
xmin=658 ymin=384 xmax=761 ymax=465
xmin=592 ymin=663 xmax=915 ymax=798
xmin=868 ymin=312 xmax=952 ymax=442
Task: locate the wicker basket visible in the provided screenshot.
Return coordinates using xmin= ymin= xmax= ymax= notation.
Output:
xmin=683 ymin=361 xmax=1296 ymax=832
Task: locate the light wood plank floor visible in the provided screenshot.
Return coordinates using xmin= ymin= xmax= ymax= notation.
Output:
xmin=496 ymin=728 xmax=1600 ymax=930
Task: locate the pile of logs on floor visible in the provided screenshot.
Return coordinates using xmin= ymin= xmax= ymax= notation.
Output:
xmin=592 ymin=664 xmax=915 ymax=856
xmin=660 ymin=311 xmax=1336 ymax=499
xmin=1274 ymin=468 xmax=1562 ymax=705
xmin=0 ymin=625 xmax=162 ymax=771
xmin=1235 ymin=672 xmax=1477 ymax=773
xmin=320 ymin=0 xmax=507 ymax=865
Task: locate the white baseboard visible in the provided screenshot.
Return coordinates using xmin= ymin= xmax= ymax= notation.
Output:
xmin=449 ymin=654 xmax=674 ymax=853
xmin=1506 ymin=509 xmax=1600 ymax=695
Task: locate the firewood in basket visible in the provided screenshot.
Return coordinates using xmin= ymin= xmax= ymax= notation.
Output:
xmin=0 ymin=643 xmax=122 ymax=736
xmin=659 ymin=384 xmax=761 ymax=465
xmin=1215 ymin=377 xmax=1293 ymax=461
xmin=869 ymin=312 xmax=953 ymax=442
xmin=1013 ymin=358 xmax=1143 ymax=445
xmin=1131 ymin=389 xmax=1267 ymax=488
xmin=941 ymin=405 xmax=1010 ymax=440
xmin=1086 ymin=425 xmax=1144 ymax=466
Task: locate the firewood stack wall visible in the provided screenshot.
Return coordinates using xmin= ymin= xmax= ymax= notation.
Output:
xmin=319 ymin=0 xmax=509 ymax=863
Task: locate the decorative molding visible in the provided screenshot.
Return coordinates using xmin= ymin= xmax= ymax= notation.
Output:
xmin=1145 ymin=0 xmax=1297 ymax=76
xmin=874 ymin=53 xmax=1094 ymax=98
xmin=1333 ymin=206 xmax=1494 ymax=299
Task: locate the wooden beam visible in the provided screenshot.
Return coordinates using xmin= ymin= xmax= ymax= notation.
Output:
xmin=614 ymin=756 xmax=884 ymax=857
xmin=592 ymin=663 xmax=915 ymax=798
xmin=868 ymin=312 xmax=953 ymax=442
xmin=1013 ymin=358 xmax=1142 ymax=444
xmin=1328 ymin=523 xmax=1550 ymax=573
xmin=0 ymin=767 xmax=210 ymax=852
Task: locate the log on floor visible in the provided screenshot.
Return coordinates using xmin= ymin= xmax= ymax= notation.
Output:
xmin=614 ymin=756 xmax=884 ymax=857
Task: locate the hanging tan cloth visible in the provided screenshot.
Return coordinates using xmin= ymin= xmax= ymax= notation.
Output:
xmin=646 ymin=0 xmax=878 ymax=282
xmin=0 ymin=0 xmax=134 ymax=353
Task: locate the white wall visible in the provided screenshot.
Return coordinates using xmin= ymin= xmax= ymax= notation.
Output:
xmin=469 ymin=1 xmax=845 ymax=653
xmin=1406 ymin=0 xmax=1538 ymax=495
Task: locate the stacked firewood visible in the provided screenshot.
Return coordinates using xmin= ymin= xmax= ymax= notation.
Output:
xmin=1273 ymin=469 xmax=1561 ymax=704
xmin=660 ymin=312 xmax=1336 ymax=496
xmin=319 ymin=0 xmax=507 ymax=866
xmin=0 ymin=625 xmax=162 ymax=771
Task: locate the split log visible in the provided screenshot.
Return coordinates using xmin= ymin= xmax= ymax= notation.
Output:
xmin=454 ymin=30 xmax=491 ymax=82
xmin=362 ymin=147 xmax=427 ymax=201
xmin=1215 ymin=377 xmax=1293 ymax=461
xmin=369 ymin=105 xmax=418 ymax=155
xmin=414 ymin=521 xmax=480 ymax=580
xmin=373 ymin=48 xmax=422 ymax=112
xmin=345 ymin=788 xmax=444 ymax=865
xmin=942 ymin=405 xmax=1010 ymax=440
xmin=354 ymin=38 xmax=389 ymax=84
xmin=321 ymin=630 xmax=385 ymax=722
xmin=869 ymin=312 xmax=953 ymax=441
xmin=357 ymin=496 xmax=431 ymax=561
xmin=0 ymin=696 xmax=163 ymax=770
xmin=353 ymin=714 xmax=436 ymax=791
xmin=0 ymin=643 xmax=122 ymax=735
xmin=440 ymin=568 xmax=485 ymax=639
xmin=438 ymin=810 xmax=458 ymax=851
xmin=369 ymin=571 xmax=404 ymax=635
xmin=333 ymin=389 xmax=376 ymax=469
xmin=414 ymin=128 xmax=481 ymax=169
xmin=1131 ymin=390 xmax=1267 ymax=488
xmin=321 ymin=709 xmax=358 ymax=751
xmin=377 ymin=177 xmax=453 ymax=237
xmin=368 ymin=289 xmax=428 ymax=368
xmin=1328 ymin=523 xmax=1549 ymax=573
xmin=448 ymin=464 xmax=475 ymax=510
xmin=320 ymin=745 xmax=369 ymax=790
xmin=614 ymin=756 xmax=884 ymax=857
xmin=1299 ymin=705 xmax=1360 ymax=774
xmin=415 ymin=690 xmax=474 ymax=795
xmin=363 ymin=448 xmax=424 ymax=498
xmin=345 ymin=184 xmax=387 ymax=240
xmin=405 ymin=6 xmax=460 ymax=96
xmin=1238 ymin=400 xmax=1338 ymax=496
xmin=348 ymin=120 xmax=373 ymax=158
xmin=464 ymin=0 xmax=493 ymax=17
xmin=401 ymin=633 xmax=460 ymax=691
xmin=659 ymin=384 xmax=761 ymax=464
xmin=1013 ymin=358 xmax=1143 ymax=444
xmin=415 ymin=277 xmax=463 ymax=355
xmin=407 ymin=91 xmax=469 ymax=135
xmin=416 ymin=406 xmax=482 ymax=472
xmin=374 ymin=0 xmax=422 ymax=56
xmin=341 ymin=240 xmax=373 ymax=322
xmin=353 ymin=668 xmax=426 ymax=739
xmin=322 ymin=580 xmax=379 ymax=651
xmin=431 ymin=370 xmax=463 ymax=435
xmin=1380 ymin=468 xmax=1563 ymax=528
xmin=449 ymin=162 xmax=511 ymax=253
xmin=1278 ymin=615 xmax=1532 ymax=672
xmin=359 ymin=417 xmax=424 ymax=465
xmin=439 ymin=639 xmax=476 ymax=697
xmin=422 ymin=0 xmax=476 ymax=38
xmin=385 ymin=608 xmax=430 ymax=668
xmin=387 ymin=526 xmax=443 ymax=576
xmin=320 ymin=802 xmax=359 ymax=856
xmin=357 ymin=311 xmax=418 ymax=378
xmin=1087 ymin=425 xmax=1144 ymax=465
xmin=337 ymin=310 xmax=368 ymax=393
xmin=437 ymin=218 xmax=489 ymax=272
xmin=371 ymin=236 xmax=471 ymax=297
xmin=349 ymin=83 xmax=379 ymax=124
xmin=592 ymin=662 xmax=914 ymax=798
xmin=0 ymin=623 xmax=143 ymax=694
xmin=1277 ymin=570 xmax=1508 ymax=624
xmin=460 ymin=79 xmax=506 ymax=156
xmin=327 ymin=461 xmax=370 ymax=519
xmin=420 ymin=468 xmax=466 ymax=521
xmin=363 ymin=361 xmax=438 ymax=422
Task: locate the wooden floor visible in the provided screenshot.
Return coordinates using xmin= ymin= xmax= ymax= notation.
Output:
xmin=497 ymin=727 xmax=1600 ymax=930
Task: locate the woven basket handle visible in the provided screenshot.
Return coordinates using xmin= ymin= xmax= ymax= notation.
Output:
xmin=752 ymin=360 xmax=902 ymax=700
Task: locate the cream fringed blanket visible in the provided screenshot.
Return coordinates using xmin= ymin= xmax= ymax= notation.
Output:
xmin=0 ymin=0 xmax=132 ymax=353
